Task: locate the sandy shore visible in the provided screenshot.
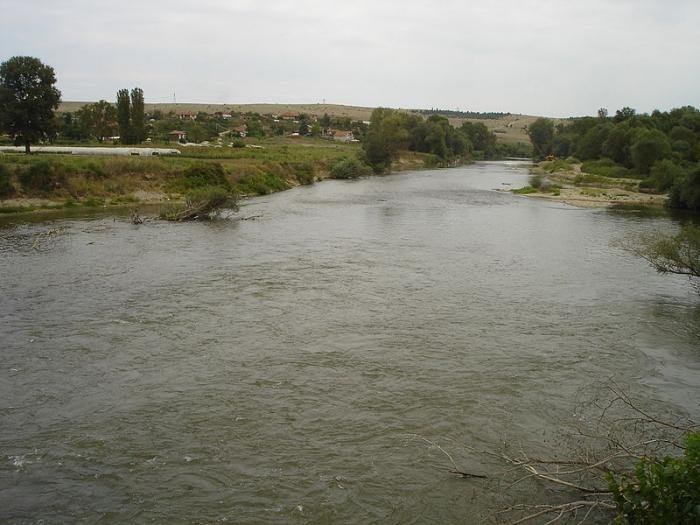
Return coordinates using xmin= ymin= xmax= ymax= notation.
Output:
xmin=512 ymin=162 xmax=668 ymax=209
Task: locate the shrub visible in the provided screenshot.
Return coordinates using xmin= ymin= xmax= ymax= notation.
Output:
xmin=582 ymin=158 xmax=636 ymax=178
xmin=290 ymin=162 xmax=315 ymax=185
xmin=542 ymin=159 xmax=572 ymax=173
xmin=329 ymin=157 xmax=373 ymax=179
xmin=643 ymin=160 xmax=686 ymax=192
xmin=181 ymin=162 xmax=230 ymax=190
xmin=235 ymin=172 xmax=289 ymax=195
xmin=608 ymin=432 xmax=699 ymax=524
xmin=669 ymin=165 xmax=700 ymax=211
xmin=19 ymin=160 xmax=66 ymax=193
xmin=0 ymin=163 xmax=15 ymax=198
xmin=231 ymin=139 xmax=246 ymax=148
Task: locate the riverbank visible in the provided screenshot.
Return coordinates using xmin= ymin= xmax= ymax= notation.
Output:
xmin=0 ymin=137 xmax=457 ymax=218
xmin=511 ymin=159 xmax=668 ymax=208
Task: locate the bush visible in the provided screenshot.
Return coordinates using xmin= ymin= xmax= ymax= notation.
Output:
xmin=19 ymin=160 xmax=66 ymax=193
xmin=582 ymin=158 xmax=636 ymax=178
xmin=542 ymin=159 xmax=572 ymax=173
xmin=290 ymin=162 xmax=315 ymax=185
xmin=669 ymin=165 xmax=700 ymax=211
xmin=608 ymin=432 xmax=699 ymax=524
xmin=181 ymin=162 xmax=230 ymax=190
xmin=235 ymin=172 xmax=289 ymax=195
xmin=231 ymin=139 xmax=246 ymax=148
xmin=330 ymin=157 xmax=373 ymax=179
xmin=0 ymin=163 xmax=15 ymax=198
xmin=643 ymin=160 xmax=686 ymax=192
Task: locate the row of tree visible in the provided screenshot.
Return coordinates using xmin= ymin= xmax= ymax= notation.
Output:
xmin=527 ymin=106 xmax=700 ymax=211
xmin=361 ymin=108 xmax=500 ymax=171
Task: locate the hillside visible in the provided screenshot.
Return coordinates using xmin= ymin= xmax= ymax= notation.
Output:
xmin=58 ymin=101 xmax=554 ymax=144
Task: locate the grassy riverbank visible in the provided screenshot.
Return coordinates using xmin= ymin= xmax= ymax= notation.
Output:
xmin=512 ymin=159 xmax=668 ymax=208
xmin=0 ymin=137 xmax=437 ymax=216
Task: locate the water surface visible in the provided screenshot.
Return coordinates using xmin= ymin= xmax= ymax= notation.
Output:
xmin=1 ymin=162 xmax=698 ymax=523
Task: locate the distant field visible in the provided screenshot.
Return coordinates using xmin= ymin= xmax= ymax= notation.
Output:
xmin=58 ymin=101 xmax=559 ymax=144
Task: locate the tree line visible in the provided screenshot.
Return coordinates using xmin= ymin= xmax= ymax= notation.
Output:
xmin=527 ymin=106 xmax=700 ymax=211
xmin=361 ymin=108 xmax=501 ymax=172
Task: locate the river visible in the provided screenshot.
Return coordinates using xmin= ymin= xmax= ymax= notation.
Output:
xmin=1 ymin=161 xmax=698 ymax=523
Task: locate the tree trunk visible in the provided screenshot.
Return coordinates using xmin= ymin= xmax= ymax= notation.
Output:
xmin=24 ymin=140 xmax=31 ymax=154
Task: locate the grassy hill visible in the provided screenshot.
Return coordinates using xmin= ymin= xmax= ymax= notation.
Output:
xmin=58 ymin=101 xmax=555 ymax=144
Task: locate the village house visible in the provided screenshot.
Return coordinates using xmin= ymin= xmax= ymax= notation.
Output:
xmin=168 ymin=130 xmax=187 ymax=142
xmin=233 ymin=124 xmax=248 ymax=138
xmin=176 ymin=111 xmax=197 ymax=121
xmin=331 ymin=130 xmax=354 ymax=142
xmin=280 ymin=111 xmax=299 ymax=121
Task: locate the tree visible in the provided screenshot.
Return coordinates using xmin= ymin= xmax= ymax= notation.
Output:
xmin=116 ymin=87 xmax=146 ymax=144
xmin=624 ymin=225 xmax=699 ymax=292
xmin=526 ymin=118 xmax=554 ymax=160
xmin=77 ymin=100 xmax=117 ymax=142
xmin=0 ymin=56 xmax=61 ymax=153
xmin=630 ymin=128 xmax=671 ymax=174
xmin=116 ymin=88 xmax=131 ymax=144
xmin=130 ymin=88 xmax=145 ymax=143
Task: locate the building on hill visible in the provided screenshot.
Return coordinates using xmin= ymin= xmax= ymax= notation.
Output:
xmin=233 ymin=124 xmax=248 ymax=138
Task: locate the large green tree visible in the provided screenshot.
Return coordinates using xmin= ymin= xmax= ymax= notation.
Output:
xmin=116 ymin=87 xmax=146 ymax=144
xmin=0 ymin=56 xmax=61 ymax=153
xmin=116 ymin=88 xmax=132 ymax=143
xmin=77 ymin=100 xmax=117 ymax=142
xmin=130 ymin=87 xmax=145 ymax=143
xmin=526 ymin=118 xmax=554 ymax=160
xmin=630 ymin=128 xmax=671 ymax=174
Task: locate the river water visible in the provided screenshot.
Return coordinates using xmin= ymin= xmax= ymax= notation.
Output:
xmin=1 ymin=162 xmax=698 ymax=523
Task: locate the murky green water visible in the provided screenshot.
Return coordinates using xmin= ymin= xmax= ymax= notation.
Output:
xmin=1 ymin=162 xmax=698 ymax=523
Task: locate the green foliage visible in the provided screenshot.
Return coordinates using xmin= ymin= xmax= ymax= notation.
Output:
xmin=180 ymin=162 xmax=231 ymax=190
xmin=289 ymin=162 xmax=315 ymax=185
xmin=130 ymin=88 xmax=145 ymax=143
xmin=629 ymin=224 xmax=700 ymax=284
xmin=362 ymin=108 xmax=478 ymax=172
xmin=642 ymin=160 xmax=686 ymax=192
xmin=116 ymin=89 xmax=131 ymax=144
xmin=495 ymin=141 xmax=532 ymax=158
xmin=0 ymin=163 xmax=15 ymax=198
xmin=330 ymin=157 xmax=373 ymax=179
xmin=670 ymin=165 xmax=700 ymax=211
xmin=235 ymin=172 xmax=289 ymax=195
xmin=116 ymin=87 xmax=145 ymax=144
xmin=541 ymin=159 xmax=573 ymax=173
xmin=582 ymin=158 xmax=636 ymax=178
xmin=76 ymin=100 xmax=117 ymax=142
xmin=526 ymin=118 xmax=554 ymax=160
xmin=631 ymin=129 xmax=672 ymax=175
xmin=0 ymin=56 xmax=61 ymax=153
xmin=576 ymin=123 xmax=612 ymax=160
xmin=608 ymin=433 xmax=699 ymax=524
xmin=19 ymin=160 xmax=66 ymax=193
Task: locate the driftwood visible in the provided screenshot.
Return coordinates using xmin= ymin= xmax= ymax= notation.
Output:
xmin=163 ymin=191 xmax=238 ymax=222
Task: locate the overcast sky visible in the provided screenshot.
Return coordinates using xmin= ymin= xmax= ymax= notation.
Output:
xmin=2 ymin=0 xmax=698 ymax=117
